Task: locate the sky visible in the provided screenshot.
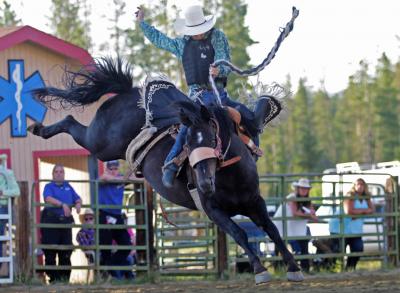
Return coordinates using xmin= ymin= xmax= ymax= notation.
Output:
xmin=13 ymin=0 xmax=400 ymax=94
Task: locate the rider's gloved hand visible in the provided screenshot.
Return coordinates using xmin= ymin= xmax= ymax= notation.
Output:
xmin=135 ymin=7 xmax=144 ymax=22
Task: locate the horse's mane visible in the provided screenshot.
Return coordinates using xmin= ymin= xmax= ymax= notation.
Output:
xmin=33 ymin=57 xmax=135 ymax=109
xmin=210 ymin=106 xmax=235 ymax=146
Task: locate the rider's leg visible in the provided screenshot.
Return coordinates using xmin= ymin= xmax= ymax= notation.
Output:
xmin=162 ymin=126 xmax=188 ymax=188
xmin=219 ymin=91 xmax=273 ymax=146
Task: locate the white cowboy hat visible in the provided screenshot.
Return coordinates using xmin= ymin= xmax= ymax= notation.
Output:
xmin=79 ymin=208 xmax=94 ymax=224
xmin=292 ymin=178 xmax=312 ymax=189
xmin=174 ymin=5 xmax=216 ymax=36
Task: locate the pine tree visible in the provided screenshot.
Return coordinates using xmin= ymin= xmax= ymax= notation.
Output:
xmin=125 ymin=1 xmax=183 ymax=87
xmin=291 ymin=78 xmax=318 ymax=173
xmin=207 ymin=0 xmax=256 ymax=97
xmin=49 ymin=0 xmax=92 ymax=50
xmin=109 ymin=0 xmax=126 ymax=57
xmin=372 ymin=53 xmax=398 ymax=161
xmin=311 ymin=83 xmax=336 ymax=169
xmin=0 ymin=1 xmax=21 ymax=27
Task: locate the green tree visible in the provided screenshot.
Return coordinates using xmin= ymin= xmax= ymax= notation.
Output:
xmin=125 ymin=1 xmax=184 ymax=87
xmin=372 ymin=53 xmax=398 ymax=161
xmin=291 ymin=78 xmax=318 ymax=173
xmin=392 ymin=60 xmax=400 ymax=157
xmin=0 ymin=1 xmax=21 ymax=27
xmin=205 ymin=0 xmax=256 ymax=96
xmin=311 ymin=83 xmax=336 ymax=169
xmin=108 ymin=0 xmax=126 ymax=56
xmin=49 ymin=0 xmax=91 ymax=50
xmin=258 ymin=76 xmax=293 ymax=174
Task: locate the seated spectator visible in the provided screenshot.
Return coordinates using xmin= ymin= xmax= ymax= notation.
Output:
xmin=273 ymin=178 xmax=318 ymax=272
xmin=77 ymin=208 xmax=95 ymax=263
xmin=329 ymin=178 xmax=374 ymax=270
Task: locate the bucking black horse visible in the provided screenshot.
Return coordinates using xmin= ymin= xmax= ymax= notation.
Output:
xmin=29 ymin=57 xmax=304 ymax=284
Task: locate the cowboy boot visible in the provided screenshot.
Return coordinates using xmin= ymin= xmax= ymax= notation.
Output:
xmin=162 ymin=162 xmax=178 ymax=188
xmin=253 ymin=96 xmax=282 ymax=133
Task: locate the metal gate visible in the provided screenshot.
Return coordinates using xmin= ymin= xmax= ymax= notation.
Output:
xmin=155 ymin=196 xmax=218 ymax=275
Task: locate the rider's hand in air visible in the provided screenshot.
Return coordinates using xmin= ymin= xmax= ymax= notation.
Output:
xmin=209 ymin=65 xmax=219 ymax=78
xmin=135 ymin=7 xmax=144 ymax=22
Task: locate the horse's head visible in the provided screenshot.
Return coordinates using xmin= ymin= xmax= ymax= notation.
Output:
xmin=178 ymin=102 xmax=222 ymax=195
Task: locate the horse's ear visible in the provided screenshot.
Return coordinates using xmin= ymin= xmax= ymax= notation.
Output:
xmin=179 ymin=108 xmax=193 ymax=126
xmin=200 ymin=105 xmax=211 ymax=122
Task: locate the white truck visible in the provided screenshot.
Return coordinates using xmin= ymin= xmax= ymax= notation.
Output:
xmin=310 ymin=161 xmax=399 ymax=252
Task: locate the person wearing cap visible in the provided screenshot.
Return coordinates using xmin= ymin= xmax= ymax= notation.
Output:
xmin=273 ymin=178 xmax=318 ymax=272
xmin=135 ymin=5 xmax=272 ymax=188
xmin=76 ymin=208 xmax=95 ymax=264
xmin=0 ymin=154 xmax=20 ymax=273
xmin=40 ymin=164 xmax=82 ymax=283
xmin=98 ymin=160 xmax=133 ymax=280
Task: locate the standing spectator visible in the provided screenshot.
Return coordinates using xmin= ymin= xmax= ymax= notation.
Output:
xmin=40 ymin=164 xmax=81 ymax=283
xmin=329 ymin=178 xmax=374 ymax=270
xmin=0 ymin=154 xmax=20 ymax=273
xmin=98 ymin=160 xmax=133 ymax=280
xmin=273 ymin=178 xmax=318 ymax=272
xmin=77 ymin=208 xmax=95 ymax=263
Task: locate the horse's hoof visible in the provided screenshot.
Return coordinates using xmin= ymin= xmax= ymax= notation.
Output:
xmin=287 ymin=271 xmax=304 ymax=282
xmin=255 ymin=270 xmax=272 ymax=285
xmin=27 ymin=123 xmax=42 ymax=135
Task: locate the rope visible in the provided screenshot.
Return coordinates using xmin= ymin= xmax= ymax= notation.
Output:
xmin=209 ymin=6 xmax=300 ymax=105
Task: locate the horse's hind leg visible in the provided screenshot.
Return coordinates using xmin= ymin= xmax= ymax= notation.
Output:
xmin=204 ymin=201 xmax=271 ymax=284
xmin=28 ymin=115 xmax=89 ymax=149
xmin=247 ymin=197 xmax=304 ymax=282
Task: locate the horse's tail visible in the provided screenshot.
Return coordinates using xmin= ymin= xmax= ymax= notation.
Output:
xmin=33 ymin=57 xmax=134 ymax=108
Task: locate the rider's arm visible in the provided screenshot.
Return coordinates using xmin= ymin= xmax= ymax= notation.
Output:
xmin=211 ymin=29 xmax=232 ymax=78
xmin=139 ymin=21 xmax=185 ymax=58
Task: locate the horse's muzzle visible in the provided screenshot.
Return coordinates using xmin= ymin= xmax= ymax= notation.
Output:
xmin=198 ymin=175 xmax=215 ymax=195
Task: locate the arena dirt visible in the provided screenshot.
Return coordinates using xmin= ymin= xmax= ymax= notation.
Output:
xmin=3 ymin=269 xmax=400 ymax=292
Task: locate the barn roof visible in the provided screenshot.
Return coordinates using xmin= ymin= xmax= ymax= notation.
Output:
xmin=0 ymin=25 xmax=93 ymax=65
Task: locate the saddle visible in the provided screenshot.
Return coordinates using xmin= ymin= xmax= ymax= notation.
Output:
xmin=225 ymin=107 xmax=263 ymax=157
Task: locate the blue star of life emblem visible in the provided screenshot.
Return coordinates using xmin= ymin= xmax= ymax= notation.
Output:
xmin=0 ymin=60 xmax=47 ymax=137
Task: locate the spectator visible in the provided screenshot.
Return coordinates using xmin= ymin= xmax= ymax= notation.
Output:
xmin=40 ymin=164 xmax=81 ymax=283
xmin=0 ymin=154 xmax=20 ymax=273
xmin=273 ymin=178 xmax=318 ymax=272
xmin=77 ymin=208 xmax=95 ymax=263
xmin=329 ymin=178 xmax=374 ymax=270
xmin=98 ymin=160 xmax=134 ymax=280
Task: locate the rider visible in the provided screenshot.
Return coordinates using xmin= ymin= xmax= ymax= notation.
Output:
xmin=135 ymin=5 xmax=271 ymax=188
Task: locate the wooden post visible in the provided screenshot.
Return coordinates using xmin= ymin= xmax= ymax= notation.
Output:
xmin=14 ymin=182 xmax=31 ymax=280
xmin=144 ymin=180 xmax=155 ymax=268
xmin=134 ymin=182 xmax=146 ymax=264
xmin=217 ymin=227 xmax=227 ymax=277
xmin=134 ymin=180 xmax=155 ymax=269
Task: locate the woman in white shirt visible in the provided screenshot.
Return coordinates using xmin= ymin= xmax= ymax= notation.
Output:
xmin=273 ymin=178 xmax=318 ymax=272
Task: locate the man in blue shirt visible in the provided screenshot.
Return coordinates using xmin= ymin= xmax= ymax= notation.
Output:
xmin=98 ymin=160 xmax=134 ymax=280
xmin=136 ymin=5 xmax=271 ymax=188
xmin=40 ymin=164 xmax=81 ymax=283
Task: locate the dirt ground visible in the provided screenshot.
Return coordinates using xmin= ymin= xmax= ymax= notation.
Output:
xmin=2 ymin=269 xmax=400 ymax=293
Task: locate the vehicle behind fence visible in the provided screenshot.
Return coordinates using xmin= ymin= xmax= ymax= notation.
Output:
xmin=230 ymin=173 xmax=399 ymax=272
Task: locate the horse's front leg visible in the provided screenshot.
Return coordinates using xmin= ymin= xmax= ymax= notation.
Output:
xmin=204 ymin=200 xmax=271 ymax=285
xmin=247 ymin=197 xmax=304 ymax=282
